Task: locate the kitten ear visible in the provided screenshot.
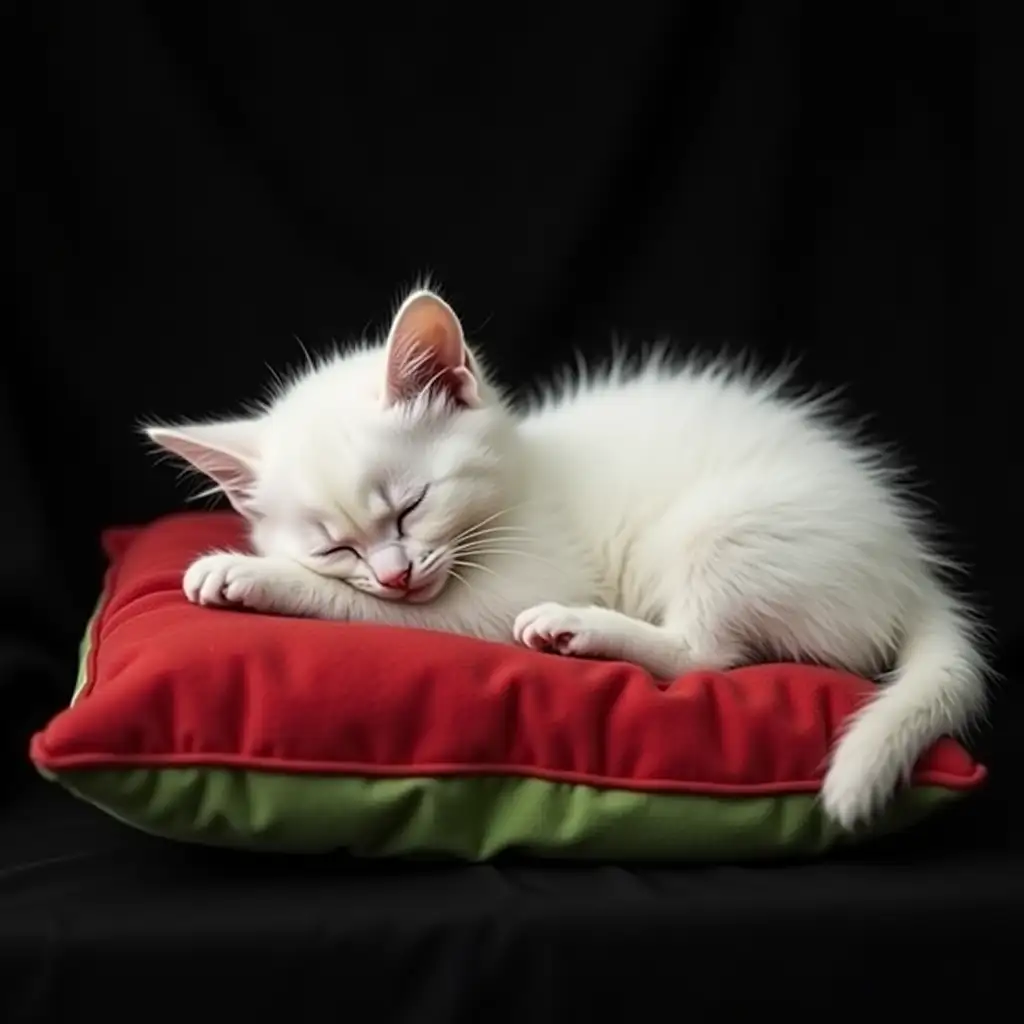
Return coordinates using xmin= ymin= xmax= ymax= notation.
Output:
xmin=383 ymin=289 xmax=481 ymax=409
xmin=144 ymin=418 xmax=263 ymax=517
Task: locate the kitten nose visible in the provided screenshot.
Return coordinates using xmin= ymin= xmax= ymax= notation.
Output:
xmin=377 ymin=564 xmax=413 ymax=590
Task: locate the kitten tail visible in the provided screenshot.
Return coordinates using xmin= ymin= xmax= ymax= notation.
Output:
xmin=821 ymin=589 xmax=989 ymax=830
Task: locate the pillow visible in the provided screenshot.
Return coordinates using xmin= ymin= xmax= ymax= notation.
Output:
xmin=30 ymin=512 xmax=986 ymax=861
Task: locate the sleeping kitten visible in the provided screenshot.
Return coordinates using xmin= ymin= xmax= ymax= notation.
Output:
xmin=145 ymin=286 xmax=989 ymax=831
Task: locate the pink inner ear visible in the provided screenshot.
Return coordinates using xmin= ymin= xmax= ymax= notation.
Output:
xmin=384 ymin=293 xmax=480 ymax=408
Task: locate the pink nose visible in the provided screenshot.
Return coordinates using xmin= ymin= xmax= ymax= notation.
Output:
xmin=377 ymin=565 xmax=413 ymax=590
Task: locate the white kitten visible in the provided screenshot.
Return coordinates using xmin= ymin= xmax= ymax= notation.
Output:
xmin=145 ymin=287 xmax=989 ymax=831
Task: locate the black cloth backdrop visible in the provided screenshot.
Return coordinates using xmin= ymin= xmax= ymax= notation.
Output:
xmin=6 ymin=2 xmax=1022 ymax=1020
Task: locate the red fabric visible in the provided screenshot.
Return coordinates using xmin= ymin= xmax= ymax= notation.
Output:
xmin=30 ymin=512 xmax=986 ymax=796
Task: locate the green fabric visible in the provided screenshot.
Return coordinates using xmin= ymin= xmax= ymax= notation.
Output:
xmin=70 ymin=597 xmax=104 ymax=705
xmin=51 ymin=766 xmax=962 ymax=861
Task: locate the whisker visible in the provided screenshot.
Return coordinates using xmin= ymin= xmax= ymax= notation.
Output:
xmin=451 ymin=547 xmax=565 ymax=572
xmin=454 ymin=540 xmax=543 ymax=556
xmin=451 ymin=558 xmax=501 ymax=579
xmin=455 ymin=537 xmax=531 ymax=547
xmin=456 ymin=523 xmax=532 ymax=536
xmin=452 ymin=526 xmax=532 ymax=543
xmin=449 ymin=504 xmax=535 ymax=544
xmin=419 ymin=549 xmax=449 ymax=573
xmin=447 ymin=567 xmax=482 ymax=600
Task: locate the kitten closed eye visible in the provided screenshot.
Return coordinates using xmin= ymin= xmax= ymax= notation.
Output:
xmin=317 ymin=544 xmax=358 ymax=558
xmin=396 ymin=488 xmax=428 ymax=535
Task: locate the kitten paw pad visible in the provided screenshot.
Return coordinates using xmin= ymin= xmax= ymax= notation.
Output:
xmin=513 ymin=603 xmax=600 ymax=657
xmin=183 ymin=553 xmax=275 ymax=611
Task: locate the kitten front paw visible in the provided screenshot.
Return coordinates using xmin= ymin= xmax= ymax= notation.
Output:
xmin=183 ymin=552 xmax=279 ymax=612
xmin=514 ymin=603 xmax=605 ymax=658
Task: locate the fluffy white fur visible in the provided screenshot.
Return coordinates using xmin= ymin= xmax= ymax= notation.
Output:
xmin=145 ymin=286 xmax=989 ymax=832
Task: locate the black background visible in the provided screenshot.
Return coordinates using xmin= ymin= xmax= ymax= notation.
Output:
xmin=6 ymin=2 xmax=1022 ymax=1019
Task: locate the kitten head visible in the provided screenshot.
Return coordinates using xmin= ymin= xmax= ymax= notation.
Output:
xmin=145 ymin=288 xmax=518 ymax=604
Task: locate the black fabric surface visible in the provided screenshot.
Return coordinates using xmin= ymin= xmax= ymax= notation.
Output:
xmin=6 ymin=2 xmax=1022 ymax=1020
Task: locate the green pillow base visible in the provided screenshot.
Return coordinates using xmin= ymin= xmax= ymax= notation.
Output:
xmin=45 ymin=763 xmax=964 ymax=861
